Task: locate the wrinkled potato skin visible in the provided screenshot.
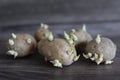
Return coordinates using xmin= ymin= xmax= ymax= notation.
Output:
xmin=86 ymin=37 xmax=117 ymax=61
xmin=6 ymin=34 xmax=36 ymax=57
xmin=72 ymin=30 xmax=92 ymax=53
xmin=38 ymin=38 xmax=77 ymax=66
xmin=34 ymin=27 xmax=50 ymax=42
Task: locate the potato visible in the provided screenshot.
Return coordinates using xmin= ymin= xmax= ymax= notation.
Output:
xmin=64 ymin=24 xmax=92 ymax=53
xmin=38 ymin=35 xmax=80 ymax=68
xmin=6 ymin=33 xmax=36 ymax=58
xmin=83 ymin=34 xmax=117 ymax=65
xmin=34 ymin=23 xmax=51 ymax=42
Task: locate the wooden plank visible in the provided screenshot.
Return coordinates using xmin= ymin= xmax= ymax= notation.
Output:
xmin=0 ymin=0 xmax=120 ymax=26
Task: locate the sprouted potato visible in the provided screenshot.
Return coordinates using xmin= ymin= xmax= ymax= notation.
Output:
xmin=37 ymin=32 xmax=80 ymax=68
xmin=34 ymin=23 xmax=51 ymax=42
xmin=6 ymin=33 xmax=36 ymax=58
xmin=83 ymin=34 xmax=117 ymax=65
xmin=64 ymin=24 xmax=92 ymax=53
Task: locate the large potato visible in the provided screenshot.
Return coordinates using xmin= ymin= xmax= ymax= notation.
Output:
xmin=84 ymin=35 xmax=117 ymax=65
xmin=6 ymin=33 xmax=36 ymax=58
xmin=38 ymin=38 xmax=79 ymax=68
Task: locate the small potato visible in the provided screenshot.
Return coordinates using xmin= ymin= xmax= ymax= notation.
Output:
xmin=83 ymin=34 xmax=117 ymax=65
xmin=6 ymin=33 xmax=36 ymax=58
xmin=38 ymin=38 xmax=80 ymax=68
xmin=64 ymin=24 xmax=92 ymax=53
xmin=34 ymin=23 xmax=51 ymax=42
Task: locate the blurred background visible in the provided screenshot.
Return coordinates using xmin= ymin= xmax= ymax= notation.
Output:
xmin=0 ymin=0 xmax=120 ymax=26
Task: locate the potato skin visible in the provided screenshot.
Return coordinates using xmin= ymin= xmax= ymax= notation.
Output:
xmin=74 ymin=30 xmax=92 ymax=45
xmin=86 ymin=37 xmax=117 ymax=61
xmin=6 ymin=34 xmax=36 ymax=57
xmin=34 ymin=27 xmax=50 ymax=42
xmin=38 ymin=38 xmax=77 ymax=66
xmin=72 ymin=30 xmax=92 ymax=53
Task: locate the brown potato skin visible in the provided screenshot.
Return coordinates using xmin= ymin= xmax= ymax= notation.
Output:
xmin=38 ymin=38 xmax=77 ymax=66
xmin=72 ymin=30 xmax=92 ymax=53
xmin=6 ymin=34 xmax=36 ymax=57
xmin=34 ymin=27 xmax=50 ymax=42
xmin=86 ymin=37 xmax=117 ymax=61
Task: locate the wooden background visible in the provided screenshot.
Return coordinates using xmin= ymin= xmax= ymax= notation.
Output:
xmin=0 ymin=0 xmax=120 ymax=80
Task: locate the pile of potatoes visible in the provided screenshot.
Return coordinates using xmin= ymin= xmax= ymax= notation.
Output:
xmin=6 ymin=23 xmax=117 ymax=68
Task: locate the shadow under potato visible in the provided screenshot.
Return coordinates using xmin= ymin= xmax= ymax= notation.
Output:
xmin=75 ymin=42 xmax=87 ymax=55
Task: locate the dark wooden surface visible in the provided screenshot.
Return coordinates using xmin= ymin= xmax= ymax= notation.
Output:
xmin=0 ymin=0 xmax=120 ymax=80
